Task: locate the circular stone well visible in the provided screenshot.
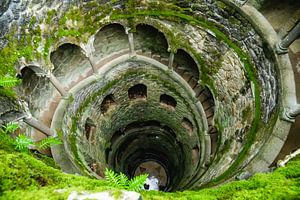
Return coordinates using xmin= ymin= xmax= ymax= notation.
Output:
xmin=5 ymin=0 xmax=294 ymax=191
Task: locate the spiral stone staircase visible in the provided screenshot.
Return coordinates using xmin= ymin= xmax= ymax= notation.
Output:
xmin=0 ymin=0 xmax=300 ymax=192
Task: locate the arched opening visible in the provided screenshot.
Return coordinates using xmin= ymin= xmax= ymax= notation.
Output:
xmin=50 ymin=43 xmax=90 ymax=88
xmin=94 ymin=23 xmax=128 ymax=60
xmin=134 ymin=160 xmax=168 ymax=191
xmin=85 ymin=118 xmax=96 ymax=144
xmin=128 ymin=84 xmax=147 ymax=100
xmin=134 ymin=24 xmax=169 ymax=58
xmin=16 ymin=67 xmax=47 ymax=111
xmin=160 ymin=94 xmax=177 ymax=109
xmin=192 ymin=146 xmax=200 ymax=166
xmin=174 ymin=49 xmax=199 ymax=82
xmin=181 ymin=117 xmax=193 ymax=135
xmin=100 ymin=94 xmax=117 ymax=114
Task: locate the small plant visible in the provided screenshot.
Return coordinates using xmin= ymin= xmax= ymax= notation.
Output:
xmin=1 ymin=122 xmax=62 ymax=152
xmin=0 ymin=76 xmax=21 ymax=87
xmin=0 ymin=76 xmax=21 ymax=97
xmin=104 ymin=168 xmax=148 ymax=192
xmin=2 ymin=122 xmax=19 ymax=134
xmin=15 ymin=134 xmax=34 ymax=151
xmin=36 ymin=136 xmax=62 ymax=150
xmin=14 ymin=134 xmax=62 ymax=152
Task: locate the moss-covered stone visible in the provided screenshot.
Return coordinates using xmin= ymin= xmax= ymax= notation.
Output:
xmin=0 ymin=146 xmax=299 ymax=199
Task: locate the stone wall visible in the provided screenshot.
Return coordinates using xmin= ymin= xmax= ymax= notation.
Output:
xmin=0 ymin=0 xmax=294 ymax=191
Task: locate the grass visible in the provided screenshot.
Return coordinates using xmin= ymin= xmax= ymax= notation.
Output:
xmin=0 ymin=139 xmax=299 ymax=200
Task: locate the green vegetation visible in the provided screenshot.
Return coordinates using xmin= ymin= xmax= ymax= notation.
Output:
xmin=1 ymin=122 xmax=62 ymax=153
xmin=0 ymin=1 xmax=293 ymax=199
xmin=104 ymin=168 xmax=148 ymax=192
xmin=0 ymin=76 xmax=21 ymax=98
xmin=0 ymin=133 xmax=299 ymax=199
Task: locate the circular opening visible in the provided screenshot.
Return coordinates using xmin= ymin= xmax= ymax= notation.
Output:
xmin=134 ymin=160 xmax=169 ymax=191
xmin=107 ymin=121 xmax=186 ymax=191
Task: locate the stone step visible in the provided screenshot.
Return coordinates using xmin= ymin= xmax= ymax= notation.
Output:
xmin=174 ymin=67 xmax=185 ymax=75
xmin=160 ymin=57 xmax=169 ymax=65
xmin=143 ymin=51 xmax=152 ymax=57
xmin=188 ymin=78 xmax=198 ymax=89
xmin=194 ymin=85 xmax=204 ymax=97
xmin=182 ymin=72 xmax=193 ymax=82
xmin=152 ymin=54 xmax=161 ymax=61
xmin=135 ymin=49 xmax=143 ymax=55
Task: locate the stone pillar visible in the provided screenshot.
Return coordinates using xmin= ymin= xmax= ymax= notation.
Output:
xmin=23 ymin=116 xmax=54 ymax=136
xmin=88 ymin=57 xmax=97 ymax=73
xmin=48 ymin=73 xmax=67 ymax=96
xmin=80 ymin=36 xmax=97 ymax=73
xmin=128 ymin=32 xmax=135 ymax=55
xmin=168 ymin=52 xmax=174 ymax=69
xmin=276 ymin=22 xmax=300 ymax=54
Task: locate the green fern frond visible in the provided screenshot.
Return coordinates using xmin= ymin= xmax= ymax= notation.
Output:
xmin=104 ymin=168 xmax=148 ymax=191
xmin=0 ymin=76 xmax=21 ymax=87
xmin=3 ymin=122 xmax=19 ymax=134
xmin=118 ymin=172 xmax=129 ymax=188
xmin=105 ymin=168 xmax=121 ymax=187
xmin=15 ymin=134 xmax=34 ymax=152
xmin=126 ymin=174 xmax=148 ymax=192
xmin=36 ymin=137 xmax=62 ymax=150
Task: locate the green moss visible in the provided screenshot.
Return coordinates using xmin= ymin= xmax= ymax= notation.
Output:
xmin=0 ymin=150 xmax=113 ymax=199
xmin=1 ymin=147 xmax=299 ymax=199
xmin=57 ymin=29 xmax=81 ymax=38
xmin=68 ymin=119 xmax=89 ymax=175
xmin=46 ymin=10 xmax=57 ymax=25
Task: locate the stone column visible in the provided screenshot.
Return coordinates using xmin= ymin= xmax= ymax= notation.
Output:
xmin=168 ymin=52 xmax=174 ymax=69
xmin=23 ymin=116 xmax=54 ymax=136
xmin=276 ymin=22 xmax=300 ymax=54
xmin=80 ymin=36 xmax=97 ymax=73
xmin=87 ymin=57 xmax=96 ymax=73
xmin=128 ymin=32 xmax=135 ymax=55
xmin=48 ymin=73 xmax=67 ymax=96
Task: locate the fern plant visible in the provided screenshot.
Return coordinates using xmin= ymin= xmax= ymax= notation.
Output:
xmin=15 ymin=134 xmax=34 ymax=151
xmin=0 ymin=122 xmax=62 ymax=152
xmin=0 ymin=76 xmax=21 ymax=97
xmin=36 ymin=137 xmax=62 ymax=150
xmin=0 ymin=122 xmax=17 ymax=150
xmin=0 ymin=76 xmax=21 ymax=87
xmin=3 ymin=122 xmax=19 ymax=134
xmin=104 ymin=168 xmax=148 ymax=192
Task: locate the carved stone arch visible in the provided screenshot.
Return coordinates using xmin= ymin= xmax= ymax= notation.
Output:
xmin=50 ymin=43 xmax=86 ymax=71
xmin=174 ymin=48 xmax=202 ymax=80
xmin=94 ymin=22 xmax=127 ymax=37
xmin=133 ymin=23 xmax=171 ymax=54
xmin=50 ymin=40 xmax=82 ymax=57
xmin=18 ymin=64 xmax=46 ymax=78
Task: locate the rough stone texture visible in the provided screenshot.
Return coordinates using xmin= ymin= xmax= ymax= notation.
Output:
xmin=51 ymin=44 xmax=92 ymax=88
xmin=60 ymin=60 xmax=207 ymax=190
xmin=93 ymin=24 xmax=129 ymax=63
xmin=0 ymin=96 xmax=24 ymax=124
xmin=67 ymin=190 xmax=142 ymax=200
xmin=191 ymin=0 xmax=278 ymax=122
xmin=0 ymin=0 xmax=291 ymax=191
